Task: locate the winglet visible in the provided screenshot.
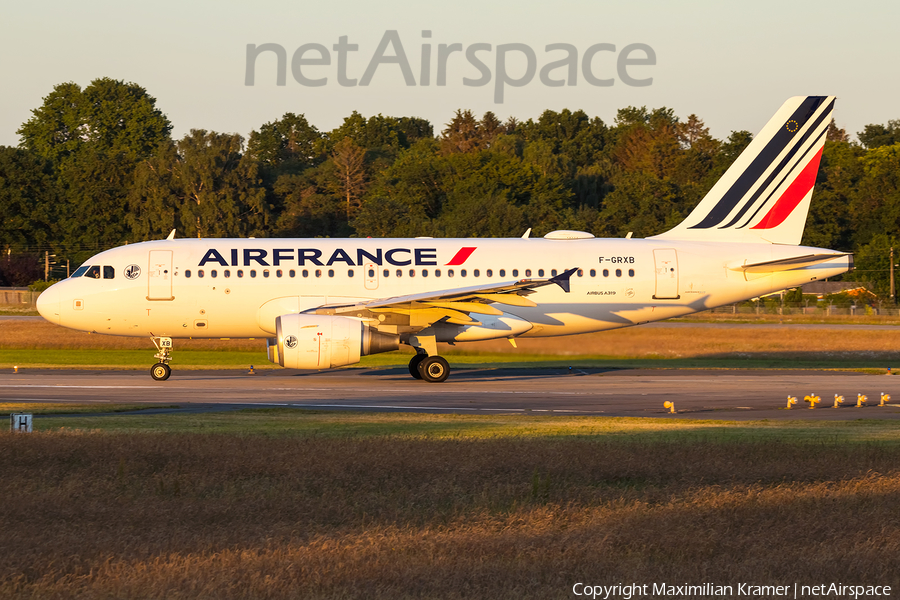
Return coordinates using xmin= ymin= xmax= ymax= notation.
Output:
xmin=549 ymin=267 xmax=578 ymax=293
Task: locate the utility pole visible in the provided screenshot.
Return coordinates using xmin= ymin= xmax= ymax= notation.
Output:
xmin=891 ymin=247 xmax=895 ymax=303
xmin=44 ymin=251 xmax=49 ymax=281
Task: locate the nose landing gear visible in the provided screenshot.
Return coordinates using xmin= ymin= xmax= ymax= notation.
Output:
xmin=150 ymin=335 xmax=173 ymax=381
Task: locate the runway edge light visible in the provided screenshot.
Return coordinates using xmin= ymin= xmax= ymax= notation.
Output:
xmin=880 ymin=393 xmax=891 ymax=407
xmin=834 ymin=395 xmax=844 ymax=408
xmin=787 ymin=396 xmax=798 ymax=409
xmin=663 ymin=401 xmax=675 ymax=414
xmin=857 ymin=394 xmax=868 ymax=407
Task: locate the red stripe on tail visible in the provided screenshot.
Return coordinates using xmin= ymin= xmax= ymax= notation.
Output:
xmin=750 ymin=147 xmax=823 ymax=230
xmin=446 ymin=247 xmax=477 ymax=266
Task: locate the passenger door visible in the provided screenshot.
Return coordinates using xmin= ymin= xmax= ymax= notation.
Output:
xmin=148 ymin=250 xmax=174 ymax=301
xmin=652 ymin=248 xmax=680 ymax=299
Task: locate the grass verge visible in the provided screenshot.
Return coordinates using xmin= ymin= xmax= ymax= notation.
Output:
xmin=2 ymin=411 xmax=900 ymax=598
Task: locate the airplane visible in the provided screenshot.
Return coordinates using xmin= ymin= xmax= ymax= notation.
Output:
xmin=37 ymin=96 xmax=851 ymax=383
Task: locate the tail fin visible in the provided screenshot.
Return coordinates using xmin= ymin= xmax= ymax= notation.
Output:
xmin=651 ymin=96 xmax=835 ymax=245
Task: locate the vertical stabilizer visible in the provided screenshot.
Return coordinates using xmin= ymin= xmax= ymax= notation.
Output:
xmin=651 ymin=96 xmax=835 ymax=245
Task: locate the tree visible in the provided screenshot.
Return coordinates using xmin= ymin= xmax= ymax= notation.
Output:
xmin=0 ymin=147 xmax=59 ymax=252
xmin=857 ymin=120 xmax=900 ymax=149
xmin=328 ymin=137 xmax=367 ymax=218
xmin=18 ymin=78 xmax=172 ymax=164
xmin=17 ymin=78 xmax=173 ymax=255
xmin=246 ymin=112 xmax=322 ymax=175
xmin=128 ymin=130 xmax=269 ymax=239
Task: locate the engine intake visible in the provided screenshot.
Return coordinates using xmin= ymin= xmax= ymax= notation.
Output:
xmin=268 ymin=314 xmax=399 ymax=369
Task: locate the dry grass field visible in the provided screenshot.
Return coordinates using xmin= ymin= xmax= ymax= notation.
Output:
xmin=2 ymin=425 xmax=900 ymax=599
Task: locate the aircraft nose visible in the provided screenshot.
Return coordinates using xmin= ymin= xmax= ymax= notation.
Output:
xmin=36 ymin=284 xmax=60 ymax=325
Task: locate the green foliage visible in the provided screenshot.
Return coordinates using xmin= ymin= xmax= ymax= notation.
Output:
xmin=0 ymin=146 xmax=59 ymax=251
xmin=18 ymin=78 xmax=171 ymax=164
xmin=857 ymin=120 xmax=900 ymax=149
xmin=28 ymin=279 xmax=59 ymax=292
xmin=128 ymin=131 xmax=269 ymax=239
xmin=9 ymin=78 xmax=900 ymax=297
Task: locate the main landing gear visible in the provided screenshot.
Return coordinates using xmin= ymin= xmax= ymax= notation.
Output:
xmin=150 ymin=335 xmax=173 ymax=381
xmin=406 ymin=334 xmax=450 ymax=383
xmin=408 ymin=352 xmax=450 ymax=383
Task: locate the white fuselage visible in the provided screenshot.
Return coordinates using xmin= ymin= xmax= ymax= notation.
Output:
xmin=38 ymin=237 xmax=850 ymax=343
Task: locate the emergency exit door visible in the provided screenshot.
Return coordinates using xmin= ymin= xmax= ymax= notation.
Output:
xmin=148 ymin=250 xmax=174 ymax=301
xmin=652 ymin=248 xmax=680 ymax=299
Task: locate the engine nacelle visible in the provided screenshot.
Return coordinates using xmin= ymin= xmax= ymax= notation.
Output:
xmin=269 ymin=314 xmax=399 ymax=370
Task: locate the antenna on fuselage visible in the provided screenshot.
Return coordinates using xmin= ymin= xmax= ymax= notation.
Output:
xmin=521 ymin=228 xmax=532 ymax=239
xmin=166 ymin=229 xmax=176 ymax=240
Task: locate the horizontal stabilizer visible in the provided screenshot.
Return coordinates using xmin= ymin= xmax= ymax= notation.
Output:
xmin=729 ymin=253 xmax=851 ymax=273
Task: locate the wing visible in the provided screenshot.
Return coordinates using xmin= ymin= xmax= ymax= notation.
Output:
xmin=313 ymin=268 xmax=578 ymax=326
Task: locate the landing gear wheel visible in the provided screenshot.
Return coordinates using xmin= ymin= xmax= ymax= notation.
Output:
xmin=418 ymin=356 xmax=450 ymax=383
xmin=150 ymin=363 xmax=171 ymax=381
xmin=408 ymin=354 xmax=427 ymax=379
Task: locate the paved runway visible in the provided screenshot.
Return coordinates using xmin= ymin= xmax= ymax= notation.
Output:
xmin=4 ymin=367 xmax=900 ymax=420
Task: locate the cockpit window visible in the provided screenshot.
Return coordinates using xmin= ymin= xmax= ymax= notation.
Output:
xmin=103 ymin=266 xmax=115 ymax=279
xmin=71 ymin=266 xmax=89 ymax=278
xmin=85 ymin=266 xmax=101 ymax=279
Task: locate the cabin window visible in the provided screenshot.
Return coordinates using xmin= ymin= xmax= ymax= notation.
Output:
xmin=237 ymin=270 xmax=244 ymax=278
xmin=184 ymin=270 xmax=191 ymax=278
xmin=448 ymin=269 xmax=454 ymax=277
xmin=212 ymin=270 xmax=219 ymax=278
xmin=409 ymin=269 xmax=415 ymax=277
xmin=525 ymin=269 xmax=532 ymax=277
xmin=435 ymin=269 xmax=441 ymax=277
xmin=71 ymin=266 xmax=89 ymax=278
xmin=103 ymin=266 xmax=115 ymax=279
xmin=538 ymin=269 xmax=544 ymax=277
xmin=348 ymin=269 xmax=354 ymax=277
xmin=198 ymin=270 xmax=205 ymax=278
xmin=512 ymin=269 xmax=518 ymax=277
xmin=616 ymin=269 xmax=622 ymax=277
xmin=276 ymin=269 xmax=283 ymax=278
xmin=486 ymin=269 xmax=492 ymax=277
xmin=499 ymin=269 xmax=506 ymax=277
xmin=577 ymin=269 xmax=583 ymax=277
xmin=289 ymin=270 xmax=296 ymax=278
xmin=328 ymin=269 xmax=334 ymax=277
xmin=628 ymin=269 xmax=635 ymax=277
xmin=590 ymin=269 xmax=596 ymax=277
xmin=383 ymin=269 xmax=390 ymax=277
xmin=250 ymin=270 xmax=256 ymax=278
xmin=263 ymin=269 xmax=269 ymax=278
xmin=461 ymin=269 xmax=467 ymax=277
xmin=473 ymin=269 xmax=480 ymax=277
xmin=603 ymin=269 xmax=609 ymax=277
xmin=224 ymin=270 xmax=231 ymax=278
xmin=551 ymin=269 xmax=558 ymax=277
xmin=368 ymin=269 xmax=375 ymax=278
xmin=302 ymin=270 xmax=308 ymax=278
xmin=315 ymin=270 xmax=321 ymax=278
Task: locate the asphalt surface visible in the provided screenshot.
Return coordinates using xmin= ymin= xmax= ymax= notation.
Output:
xmin=4 ymin=367 xmax=900 ymax=420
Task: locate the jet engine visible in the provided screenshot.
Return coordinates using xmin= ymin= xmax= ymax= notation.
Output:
xmin=268 ymin=314 xmax=399 ymax=369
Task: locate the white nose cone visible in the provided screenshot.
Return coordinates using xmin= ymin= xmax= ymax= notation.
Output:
xmin=36 ymin=284 xmax=60 ymax=325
